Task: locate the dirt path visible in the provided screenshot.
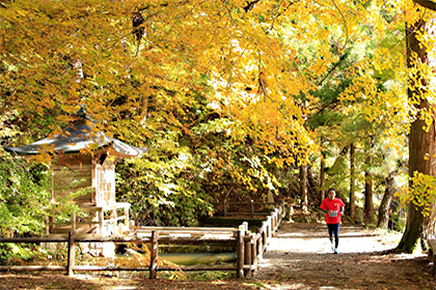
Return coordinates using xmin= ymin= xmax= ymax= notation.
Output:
xmin=252 ymin=222 xmax=435 ymax=289
xmin=0 ymin=222 xmax=434 ymax=289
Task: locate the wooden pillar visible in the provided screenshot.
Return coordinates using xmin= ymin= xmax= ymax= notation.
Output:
xmin=49 ymin=216 xmax=55 ymax=233
xmin=274 ymin=209 xmax=279 ymax=233
xmin=124 ymin=206 xmax=130 ymax=228
xmin=236 ymin=229 xmax=245 ymax=278
xmin=271 ymin=211 xmax=276 ymax=234
xmin=67 ymin=231 xmax=76 ymax=277
xmin=280 ymin=201 xmax=285 ymax=222
xmin=242 ymin=221 xmax=248 ymax=232
xmin=224 ymin=200 xmax=227 ymax=217
xmin=277 ymin=210 xmax=280 ymax=228
xmin=45 ymin=216 xmax=50 ymax=235
xmin=150 ymin=230 xmax=159 ymax=279
xmin=256 ymin=228 xmax=263 ymax=259
xmin=99 ymin=210 xmax=104 ymax=235
xmin=244 ymin=231 xmax=252 ymax=278
xmin=251 ymin=235 xmax=257 ymax=270
xmin=111 ymin=209 xmax=117 ymax=233
xmin=71 ymin=212 xmax=76 ymax=232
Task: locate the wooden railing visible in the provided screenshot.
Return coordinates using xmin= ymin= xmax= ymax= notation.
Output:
xmin=0 ymin=203 xmax=288 ymax=278
xmin=47 ymin=202 xmax=131 ymax=236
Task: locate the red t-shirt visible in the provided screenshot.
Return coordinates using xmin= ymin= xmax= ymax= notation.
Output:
xmin=320 ymin=197 xmax=345 ymax=224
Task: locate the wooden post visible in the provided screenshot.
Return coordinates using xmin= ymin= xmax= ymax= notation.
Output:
xmin=49 ymin=216 xmax=55 ymax=232
xmin=99 ymin=210 xmax=104 ymax=235
xmin=124 ymin=206 xmax=130 ymax=228
xmin=242 ymin=221 xmax=248 ymax=232
xmin=288 ymin=205 xmax=294 ymax=221
xmin=251 ymin=235 xmax=257 ymax=270
xmin=71 ymin=212 xmax=76 ymax=232
xmin=265 ymin=217 xmax=272 ymax=244
xmin=224 ymin=200 xmax=227 ymax=217
xmin=66 ymin=231 xmax=76 ymax=277
xmin=244 ymin=231 xmax=252 ymax=278
xmin=150 ymin=230 xmax=159 ymax=279
xmin=111 ymin=209 xmax=117 ymax=233
xmin=271 ymin=212 xmax=276 ymax=235
xmin=45 ymin=216 xmax=49 ymax=235
xmin=251 ymin=200 xmax=254 ymax=218
xmin=274 ymin=209 xmax=279 ymax=232
xmin=236 ymin=229 xmax=245 ymax=278
xmin=261 ymin=221 xmax=267 ymax=247
xmin=256 ymin=228 xmax=263 ymax=259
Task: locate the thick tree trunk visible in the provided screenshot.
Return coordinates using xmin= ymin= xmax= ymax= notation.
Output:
xmin=349 ymin=143 xmax=356 ymax=219
xmin=364 ymin=137 xmax=374 ymax=223
xmin=299 ymin=164 xmax=308 ymax=212
xmin=364 ymin=176 xmax=374 ymax=223
xmin=397 ymin=15 xmax=436 ymax=253
xmin=378 ymin=172 xmax=397 ymax=229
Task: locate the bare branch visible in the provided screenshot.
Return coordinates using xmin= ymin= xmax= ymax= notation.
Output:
xmin=414 ymin=0 xmax=436 ymax=11
xmin=244 ymin=0 xmax=261 ymax=12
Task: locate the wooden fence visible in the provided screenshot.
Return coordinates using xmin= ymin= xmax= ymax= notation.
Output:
xmin=0 ymin=203 xmax=287 ymax=278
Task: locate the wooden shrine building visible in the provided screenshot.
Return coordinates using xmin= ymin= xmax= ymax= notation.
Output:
xmin=4 ymin=108 xmax=146 ymax=237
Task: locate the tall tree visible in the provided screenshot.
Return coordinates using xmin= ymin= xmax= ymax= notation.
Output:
xmin=364 ymin=136 xmax=375 ymax=223
xmin=349 ymin=143 xmax=356 ymax=219
xmin=378 ymin=171 xmax=397 ymax=229
xmin=397 ymin=4 xmax=436 ymax=252
xmin=320 ymin=150 xmax=326 ymax=202
xmin=299 ymin=164 xmax=308 ymax=212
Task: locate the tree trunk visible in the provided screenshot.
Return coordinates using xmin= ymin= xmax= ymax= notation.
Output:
xmin=349 ymin=143 xmax=356 ymax=219
xmin=307 ymin=166 xmax=317 ymax=202
xmin=364 ymin=137 xmax=374 ymax=223
xmin=364 ymin=176 xmax=374 ymax=223
xmin=378 ymin=172 xmax=397 ymax=228
xmin=320 ymin=137 xmax=326 ymax=203
xmin=397 ymin=14 xmax=436 ymax=253
xmin=299 ymin=164 xmax=308 ymax=212
xmin=320 ymin=156 xmax=325 ymax=203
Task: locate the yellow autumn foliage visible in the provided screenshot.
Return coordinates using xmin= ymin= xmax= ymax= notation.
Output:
xmin=0 ymin=0 xmax=432 ymax=167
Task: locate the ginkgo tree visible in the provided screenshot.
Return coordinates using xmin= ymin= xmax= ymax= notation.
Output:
xmin=0 ymin=0 xmax=368 ymax=162
xmin=1 ymin=0 xmax=434 ymax=251
xmin=394 ymin=0 xmax=436 ymax=253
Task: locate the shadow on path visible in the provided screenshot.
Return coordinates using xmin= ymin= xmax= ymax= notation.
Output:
xmin=252 ymin=222 xmax=435 ymax=290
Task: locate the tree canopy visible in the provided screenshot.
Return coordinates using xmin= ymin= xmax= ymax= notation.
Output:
xmin=2 ymin=0 xmax=436 ymax=252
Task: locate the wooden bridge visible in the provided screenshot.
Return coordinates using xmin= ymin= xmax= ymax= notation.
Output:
xmin=0 ymin=202 xmax=291 ymax=279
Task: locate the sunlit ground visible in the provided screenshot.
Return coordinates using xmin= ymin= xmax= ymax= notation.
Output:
xmin=268 ymin=225 xmax=403 ymax=254
xmin=253 ymin=224 xmax=430 ymax=290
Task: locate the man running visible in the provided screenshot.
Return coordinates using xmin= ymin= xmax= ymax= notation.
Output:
xmin=320 ymin=188 xmax=345 ymax=254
